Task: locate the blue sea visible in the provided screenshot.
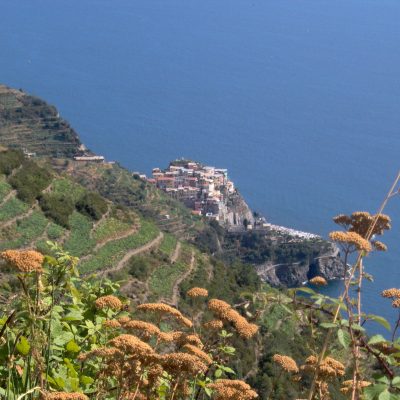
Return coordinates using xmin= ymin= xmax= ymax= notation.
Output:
xmin=1 ymin=0 xmax=400 ymax=334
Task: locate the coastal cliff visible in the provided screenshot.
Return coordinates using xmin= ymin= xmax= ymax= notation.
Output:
xmin=225 ymin=191 xmax=255 ymax=227
xmin=255 ymin=243 xmax=344 ymax=287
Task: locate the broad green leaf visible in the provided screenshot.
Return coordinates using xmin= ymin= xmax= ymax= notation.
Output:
xmin=363 ymin=384 xmax=387 ymax=400
xmin=296 ymin=287 xmax=317 ymax=295
xmin=368 ymin=335 xmax=387 ymax=345
xmin=337 ymin=328 xmax=351 ymax=349
xmin=379 ymin=390 xmax=397 ymax=400
xmin=320 ymin=322 xmax=338 ymax=329
xmin=368 ymin=315 xmax=391 ymax=331
xmin=214 ymin=369 xmax=222 ymax=378
xmin=350 ymin=323 xmax=365 ymax=332
xmin=392 ymin=377 xmax=400 ymax=388
xmin=16 ymin=336 xmax=30 ymax=356
xmin=65 ymin=340 xmax=80 ymax=353
xmin=81 ymin=375 xmax=94 ymax=385
xmin=63 ymin=309 xmax=84 ymax=321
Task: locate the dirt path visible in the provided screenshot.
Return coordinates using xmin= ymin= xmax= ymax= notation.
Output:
xmin=102 ymin=232 xmax=164 ymax=275
xmin=170 ymin=241 xmax=181 ymax=264
xmin=0 ymin=190 xmax=17 ymax=208
xmin=171 ymin=250 xmax=195 ymax=306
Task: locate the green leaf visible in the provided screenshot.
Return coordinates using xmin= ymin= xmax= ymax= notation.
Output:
xmin=320 ymin=322 xmax=338 ymax=329
xmin=53 ymin=331 xmax=74 ymax=347
xmin=363 ymin=384 xmax=388 ymax=400
xmin=350 ymin=323 xmax=366 ymax=332
xmin=63 ymin=309 xmax=84 ymax=321
xmin=16 ymin=336 xmax=30 ymax=356
xmin=214 ymin=369 xmax=222 ymax=378
xmin=337 ymin=329 xmax=351 ymax=349
xmin=54 ymin=376 xmax=65 ymax=390
xmin=81 ymin=375 xmax=94 ymax=385
xmin=221 ymin=366 xmax=235 ymax=374
xmin=296 ymin=287 xmax=317 ymax=295
xmin=392 ymin=377 xmax=400 ymax=388
xmin=379 ymin=390 xmax=396 ymax=400
xmin=65 ymin=340 xmax=81 ymax=353
xmin=368 ymin=335 xmax=387 ymax=345
xmin=368 ymin=315 xmax=391 ymax=331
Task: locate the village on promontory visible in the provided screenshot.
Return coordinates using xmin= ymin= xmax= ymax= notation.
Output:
xmin=148 ymin=160 xmax=236 ymax=221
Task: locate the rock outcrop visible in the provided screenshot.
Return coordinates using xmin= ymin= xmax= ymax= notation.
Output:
xmin=255 ymin=244 xmax=344 ymax=287
xmin=225 ymin=191 xmax=254 ymax=228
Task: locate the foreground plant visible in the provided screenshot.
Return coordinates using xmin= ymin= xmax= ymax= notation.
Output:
xmin=0 ymin=246 xmax=259 ymax=399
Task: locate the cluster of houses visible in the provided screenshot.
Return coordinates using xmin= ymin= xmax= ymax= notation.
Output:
xmin=147 ymin=160 xmax=235 ymax=220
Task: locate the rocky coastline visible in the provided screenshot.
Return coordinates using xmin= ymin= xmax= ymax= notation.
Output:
xmin=255 ymin=243 xmax=344 ymax=287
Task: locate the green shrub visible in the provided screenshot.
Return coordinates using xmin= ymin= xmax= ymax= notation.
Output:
xmin=76 ymin=192 xmax=108 ymax=220
xmin=128 ymin=256 xmax=152 ymax=280
xmin=47 ymin=222 xmax=66 ymax=240
xmin=39 ymin=193 xmax=75 ymax=228
xmin=9 ymin=160 xmax=52 ymax=203
xmin=51 ymin=178 xmax=85 ymax=203
xmin=0 ymin=149 xmax=24 ymax=175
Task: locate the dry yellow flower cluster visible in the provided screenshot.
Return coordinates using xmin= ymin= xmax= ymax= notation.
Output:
xmin=187 ymin=287 xmax=209 ymax=297
xmin=272 ymin=354 xmax=299 ymax=373
xmin=94 ymin=295 xmax=122 ymax=311
xmin=329 ymin=231 xmax=372 ymax=252
xmin=208 ymin=379 xmax=258 ymax=400
xmin=160 ymin=352 xmax=208 ymax=375
xmin=183 ymin=344 xmax=212 ymax=365
xmin=78 ymin=296 xmax=258 ymax=398
xmin=301 ymin=355 xmax=345 ymax=379
xmin=392 ymin=299 xmax=400 ymax=308
xmin=103 ymin=319 xmax=121 ymax=329
xmin=309 ymin=276 xmax=327 ymax=286
xmin=208 ymin=299 xmax=258 ymax=339
xmin=333 ymin=212 xmax=391 ymax=237
xmin=108 ymin=334 xmax=154 ymax=359
xmin=122 ymin=319 xmax=161 ymax=339
xmin=203 ymin=319 xmax=224 ymax=330
xmin=381 ymin=288 xmax=400 ymax=299
xmin=0 ymin=249 xmax=44 ymax=273
xmin=40 ymin=393 xmax=88 ymax=400
xmin=372 ymin=240 xmax=388 ymax=251
xmin=381 ymin=288 xmax=400 ymax=308
xmin=340 ymin=380 xmax=371 ymax=394
xmin=137 ymin=303 xmax=193 ymax=328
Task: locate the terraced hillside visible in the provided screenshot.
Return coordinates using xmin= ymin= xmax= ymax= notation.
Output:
xmin=0 ymin=150 xmax=214 ymax=307
xmin=0 ymin=84 xmax=81 ymax=157
xmin=0 ymin=151 xmax=160 ymax=278
xmin=66 ymin=159 xmax=204 ymax=240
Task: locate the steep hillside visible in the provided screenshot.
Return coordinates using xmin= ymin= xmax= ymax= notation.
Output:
xmin=0 ymin=84 xmax=81 ymax=157
xmin=0 ymin=88 xmax=352 ymax=399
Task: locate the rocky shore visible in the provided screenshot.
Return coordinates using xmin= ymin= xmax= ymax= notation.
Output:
xmin=255 ymin=243 xmax=344 ymax=287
